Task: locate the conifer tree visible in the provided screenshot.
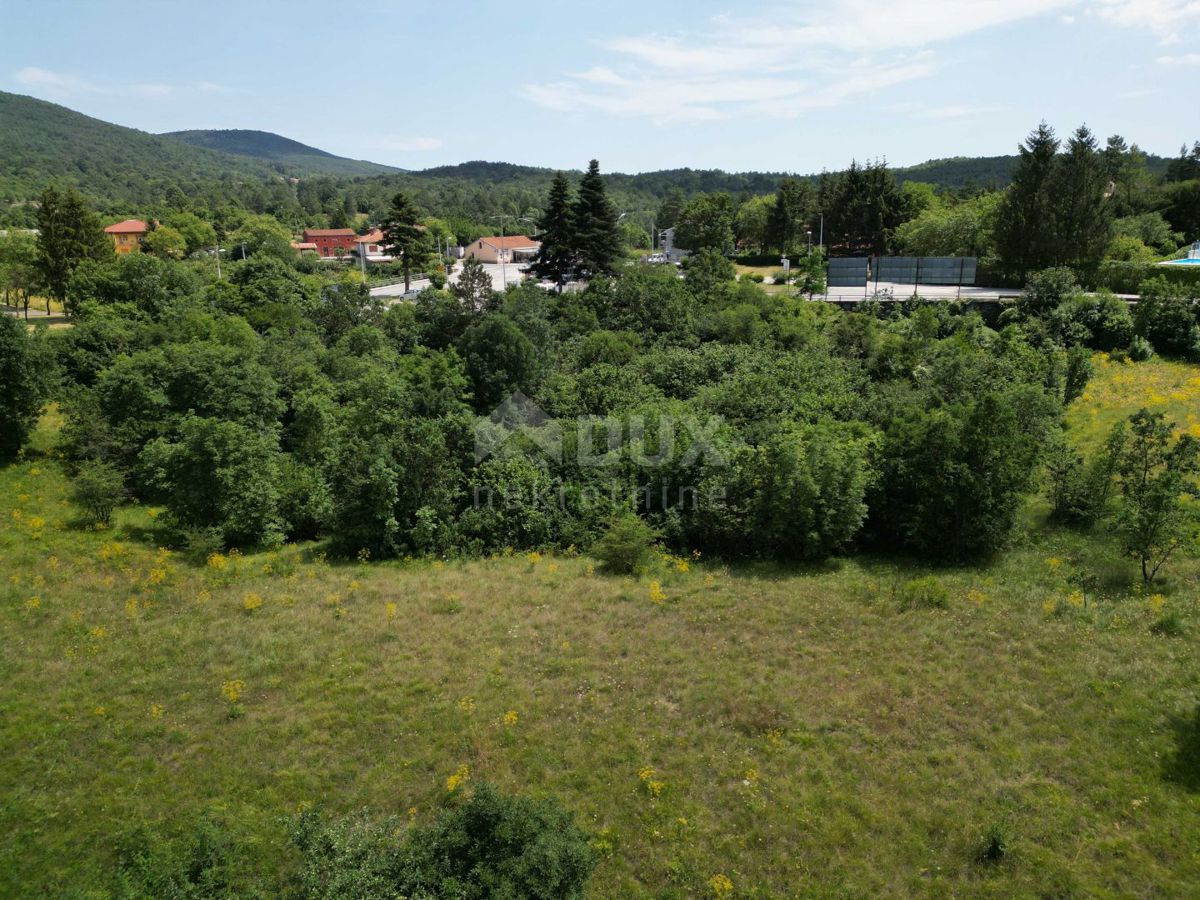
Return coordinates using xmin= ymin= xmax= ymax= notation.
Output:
xmin=381 ymin=191 xmax=432 ymax=293
xmin=35 ymin=185 xmax=111 ymax=309
xmin=995 ymin=122 xmax=1060 ymax=277
xmin=532 ymin=172 xmax=576 ymax=291
xmin=1049 ymin=126 xmax=1112 ymax=267
xmin=572 ymin=160 xmax=620 ymax=279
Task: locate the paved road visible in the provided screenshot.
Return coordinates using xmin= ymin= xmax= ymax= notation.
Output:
xmin=369 ymin=262 xmax=531 ymax=300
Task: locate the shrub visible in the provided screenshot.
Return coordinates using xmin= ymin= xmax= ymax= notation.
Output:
xmin=114 ymin=815 xmax=239 ymax=899
xmin=593 ymin=513 xmax=659 ymax=574
xmin=743 ymin=272 xmax=765 ymax=283
xmin=974 ymin=821 xmax=1010 ymax=865
xmin=897 ymin=576 xmax=950 ymax=610
xmin=71 ymin=460 xmax=126 ymax=526
xmin=1128 ymin=335 xmax=1155 ymax=361
xmin=288 ymin=784 xmax=596 ymax=900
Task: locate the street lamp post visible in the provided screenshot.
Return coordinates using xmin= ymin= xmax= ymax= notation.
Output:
xmin=806 ymin=229 xmax=812 ymax=255
xmin=490 ymin=214 xmax=511 ymax=289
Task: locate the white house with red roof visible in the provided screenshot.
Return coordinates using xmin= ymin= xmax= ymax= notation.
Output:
xmin=465 ymin=235 xmax=541 ymax=264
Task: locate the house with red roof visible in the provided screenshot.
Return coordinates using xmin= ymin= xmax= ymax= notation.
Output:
xmin=301 ymin=228 xmax=358 ymax=258
xmin=104 ymin=219 xmax=148 ymax=254
xmin=465 ymin=235 xmax=541 ymax=264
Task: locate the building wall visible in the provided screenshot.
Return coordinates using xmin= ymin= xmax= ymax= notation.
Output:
xmin=110 ymin=233 xmax=142 ymax=254
xmin=465 ymin=240 xmax=502 ymax=263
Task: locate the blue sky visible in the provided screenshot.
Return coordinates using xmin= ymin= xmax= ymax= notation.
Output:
xmin=3 ymin=0 xmax=1198 ymax=174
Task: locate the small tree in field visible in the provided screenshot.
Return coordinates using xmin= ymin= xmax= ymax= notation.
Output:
xmin=71 ymin=460 xmax=126 ymax=526
xmin=1111 ymin=410 xmax=1200 ymax=584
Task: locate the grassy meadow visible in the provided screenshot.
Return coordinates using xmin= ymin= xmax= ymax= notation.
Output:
xmin=2 ymin=358 xmax=1199 ymax=897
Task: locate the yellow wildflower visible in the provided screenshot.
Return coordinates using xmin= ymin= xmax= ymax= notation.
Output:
xmin=206 ymin=552 xmax=228 ymax=571
xmin=1042 ymin=597 xmax=1058 ymax=616
xmin=446 ymin=764 xmax=470 ymax=792
xmin=150 ymin=704 xmax=164 ymax=719
xmin=503 ymin=710 xmax=519 ymax=726
xmin=458 ymin=696 xmax=476 ymax=714
xmin=966 ymin=588 xmax=987 ymax=605
xmin=675 ymin=558 xmax=690 ymax=573
xmin=526 ymin=551 xmax=542 ymax=566
xmin=46 ymin=556 xmax=59 ymax=570
xmin=709 ymin=873 xmax=734 ymax=898
xmin=93 ymin=706 xmax=107 ymax=717
xmin=124 ymin=598 xmax=138 ymax=617
xmin=221 ymin=679 xmax=245 ymax=703
xmin=585 ymin=564 xmax=595 ymax=576
xmin=385 ymin=601 xmax=398 ymax=619
xmin=25 ymin=596 xmax=41 ymax=610
xmin=88 ymin=626 xmax=107 ymax=639
xmin=649 ymin=581 xmax=667 ymax=604
xmin=242 ymin=593 xmax=264 ymax=612
xmin=1148 ymin=594 xmax=1166 ymax=613
xmin=546 ymin=562 xmax=559 ymax=574
xmin=1045 ymin=557 xmax=1062 ymax=571
xmin=1067 ymin=590 xmax=1085 ymax=609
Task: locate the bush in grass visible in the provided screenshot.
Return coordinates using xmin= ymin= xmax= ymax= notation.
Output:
xmin=288 ymin=784 xmax=595 ymax=900
xmin=114 ymin=815 xmax=240 ymax=899
xmin=71 ymin=459 xmax=126 ymax=526
xmin=1128 ymin=335 xmax=1155 ymax=362
xmin=592 ymin=513 xmax=659 ymax=574
xmin=897 ymin=576 xmax=950 ymax=610
xmin=974 ymin=822 xmax=1010 ymax=865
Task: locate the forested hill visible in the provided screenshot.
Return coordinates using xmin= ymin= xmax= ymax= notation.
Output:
xmin=163 ymin=129 xmax=401 ymax=177
xmin=0 ymin=91 xmax=310 ymax=216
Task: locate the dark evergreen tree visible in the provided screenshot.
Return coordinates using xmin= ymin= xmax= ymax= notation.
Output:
xmin=656 ymin=187 xmax=686 ymax=232
xmin=766 ymin=178 xmax=815 ymax=256
xmin=1049 ymin=126 xmax=1112 ymax=267
xmin=34 ymin=184 xmax=111 ymax=309
xmin=380 ymin=191 xmax=432 ymax=292
xmin=531 ymin=172 xmax=576 ymax=291
xmin=823 ymin=161 xmax=907 ymax=256
xmin=1165 ymin=141 xmax=1200 ymax=183
xmin=572 ymin=160 xmax=621 ymax=279
xmin=995 ymin=122 xmax=1061 ymax=277
xmin=453 ymin=255 xmax=496 ymax=312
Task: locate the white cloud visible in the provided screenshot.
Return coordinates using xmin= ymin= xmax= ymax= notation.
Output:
xmin=12 ymin=66 xmax=234 ymax=99
xmin=523 ymin=1 xmax=1078 ymax=122
xmin=14 ymin=66 xmax=92 ymax=94
xmin=912 ymin=104 xmax=1005 ymax=119
xmin=1156 ymin=52 xmax=1200 ymax=64
xmin=524 ymin=0 xmax=1200 ymax=122
xmin=368 ymin=136 xmax=444 ymax=152
xmin=1092 ymin=0 xmax=1200 ymax=38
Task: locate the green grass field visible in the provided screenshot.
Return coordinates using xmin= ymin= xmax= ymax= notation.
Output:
xmin=2 ymin=359 xmax=1199 ymax=897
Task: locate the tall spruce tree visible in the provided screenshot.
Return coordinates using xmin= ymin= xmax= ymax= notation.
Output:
xmin=995 ymin=122 xmax=1060 ymax=277
xmin=381 ymin=191 xmax=432 ymax=293
xmin=572 ymin=160 xmax=620 ymax=279
xmin=35 ymin=185 xmax=111 ymax=310
xmin=1049 ymin=125 xmax=1112 ymax=268
xmin=532 ymin=172 xmax=576 ymax=291
xmin=766 ymin=178 xmax=814 ymax=257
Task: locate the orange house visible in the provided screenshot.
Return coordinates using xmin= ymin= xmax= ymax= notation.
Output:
xmin=105 ymin=219 xmax=148 ymax=254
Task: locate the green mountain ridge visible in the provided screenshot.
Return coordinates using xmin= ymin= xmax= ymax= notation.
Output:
xmin=162 ymin=129 xmax=402 ymax=177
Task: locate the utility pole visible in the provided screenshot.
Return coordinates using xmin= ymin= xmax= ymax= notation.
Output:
xmin=818 ymin=213 xmax=824 ymax=250
xmin=490 ymin=213 xmax=511 ymax=289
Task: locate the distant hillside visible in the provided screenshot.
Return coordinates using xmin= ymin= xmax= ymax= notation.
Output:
xmin=0 ymin=91 xmax=308 ymax=220
xmin=163 ymin=129 xmax=401 ymax=177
